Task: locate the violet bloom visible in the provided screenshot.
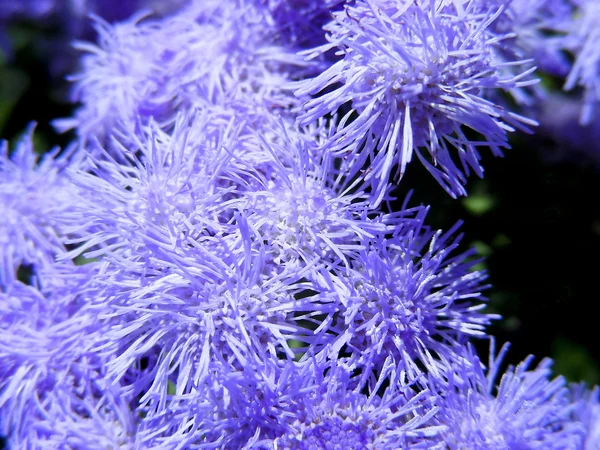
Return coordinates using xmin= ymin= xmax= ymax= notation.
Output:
xmin=257 ymin=0 xmax=345 ymax=50
xmin=429 ymin=341 xmax=586 ymax=449
xmin=501 ymin=0 xmax=573 ymax=81
xmin=137 ymin=354 xmax=443 ymax=449
xmin=230 ymin=119 xmax=419 ymax=274
xmin=0 ymin=0 xmax=183 ymax=22
xmin=323 ymin=212 xmax=496 ymax=382
xmin=564 ymin=0 xmax=600 ymax=125
xmin=268 ymin=359 xmax=444 ymax=450
xmin=294 ymin=0 xmax=538 ymax=205
xmin=56 ymin=0 xmax=309 ymax=142
xmin=0 ymin=126 xmax=79 ymax=286
xmin=11 ymin=375 xmax=137 ymax=449
xmin=570 ymin=384 xmax=600 ymax=449
xmin=0 ymin=263 xmax=114 ymax=448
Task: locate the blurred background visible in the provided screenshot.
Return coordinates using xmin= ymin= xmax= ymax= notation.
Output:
xmin=1 ymin=13 xmax=599 ymax=387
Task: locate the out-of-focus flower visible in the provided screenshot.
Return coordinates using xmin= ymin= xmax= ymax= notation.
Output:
xmin=0 ymin=0 xmax=184 ymax=24
xmin=571 ymin=384 xmax=600 ymax=449
xmin=532 ymin=92 xmax=600 ymax=165
xmin=56 ymin=0 xmax=309 ymax=142
xmin=294 ymin=0 xmax=538 ymax=205
xmin=255 ymin=0 xmax=345 ymax=50
xmin=499 ymin=0 xmax=573 ymax=81
xmin=429 ymin=341 xmax=586 ymax=449
xmin=0 ymin=126 xmax=79 ymax=285
xmin=564 ymin=0 xmax=600 ymax=125
xmin=0 ymin=0 xmax=55 ymax=20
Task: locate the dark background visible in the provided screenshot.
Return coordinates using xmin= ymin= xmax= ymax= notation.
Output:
xmin=2 ymin=19 xmax=599 ymax=386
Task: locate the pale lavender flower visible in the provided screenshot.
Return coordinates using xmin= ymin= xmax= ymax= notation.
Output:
xmin=501 ymin=0 xmax=573 ymax=80
xmin=564 ymin=0 xmax=600 ymax=125
xmin=294 ymin=0 xmax=538 ymax=205
xmin=56 ymin=0 xmax=309 ymax=142
xmin=0 ymin=126 xmax=79 ymax=286
xmin=429 ymin=341 xmax=586 ymax=449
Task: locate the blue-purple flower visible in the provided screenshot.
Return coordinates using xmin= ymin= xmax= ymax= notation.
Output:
xmin=0 ymin=127 xmax=79 ymax=285
xmin=294 ymin=0 xmax=538 ymax=205
xmin=0 ymin=263 xmax=115 ymax=448
xmin=136 ymin=353 xmax=444 ymax=449
xmin=428 ymin=340 xmax=586 ymax=449
xmin=320 ymin=213 xmax=496 ymax=381
xmin=563 ymin=0 xmax=600 ymax=125
xmin=56 ymin=0 xmax=309 ymax=142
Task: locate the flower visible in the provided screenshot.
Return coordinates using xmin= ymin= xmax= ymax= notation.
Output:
xmin=56 ymin=0 xmax=308 ymax=142
xmin=137 ymin=354 xmax=444 ymax=449
xmin=429 ymin=340 xmax=586 ymax=449
xmin=0 ymin=126 xmax=79 ymax=286
xmin=0 ymin=263 xmax=112 ymax=448
xmin=59 ymin=112 xmax=349 ymax=417
xmin=269 ymin=359 xmax=443 ymax=450
xmin=258 ymin=0 xmax=345 ymax=50
xmin=230 ymin=118 xmax=410 ymax=273
xmin=501 ymin=0 xmax=573 ymax=80
xmin=563 ymin=0 xmax=600 ymax=125
xmin=294 ymin=0 xmax=538 ymax=205
xmin=570 ymin=384 xmax=600 ymax=449
xmin=322 ymin=212 xmax=496 ymax=381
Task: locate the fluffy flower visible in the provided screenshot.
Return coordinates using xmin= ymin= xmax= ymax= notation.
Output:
xmin=60 ymin=112 xmax=353 ymax=416
xmin=429 ymin=341 xmax=586 ymax=449
xmin=0 ymin=263 xmax=112 ymax=448
xmin=571 ymin=385 xmax=600 ymax=449
xmin=0 ymin=0 xmax=183 ymax=22
xmin=137 ymin=355 xmax=443 ymax=449
xmin=229 ymin=120 xmax=420 ymax=274
xmin=0 ymin=126 xmax=79 ymax=285
xmin=269 ymin=359 xmax=443 ymax=450
xmin=294 ymin=0 xmax=538 ymax=205
xmin=563 ymin=0 xmax=600 ymax=125
xmin=501 ymin=0 xmax=573 ymax=80
xmin=257 ymin=0 xmax=345 ymax=50
xmin=57 ymin=0 xmax=308 ymax=141
xmin=323 ymin=213 xmax=496 ymax=381
xmin=10 ymin=377 xmax=137 ymax=449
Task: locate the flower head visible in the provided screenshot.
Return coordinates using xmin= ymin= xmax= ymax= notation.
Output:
xmin=137 ymin=354 xmax=443 ymax=449
xmin=57 ymin=0 xmax=308 ymax=141
xmin=0 ymin=263 xmax=111 ymax=447
xmin=323 ymin=213 xmax=496 ymax=381
xmin=563 ymin=0 xmax=600 ymax=125
xmin=0 ymin=126 xmax=79 ymax=285
xmin=430 ymin=340 xmax=586 ymax=449
xmin=294 ymin=0 xmax=538 ymax=205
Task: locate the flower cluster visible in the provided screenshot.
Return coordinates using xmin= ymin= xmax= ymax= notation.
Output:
xmin=1 ymin=0 xmax=599 ymax=449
